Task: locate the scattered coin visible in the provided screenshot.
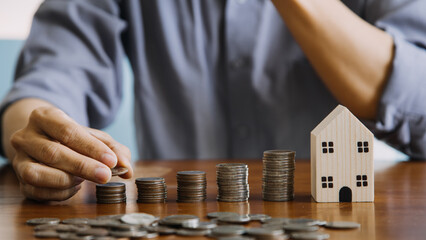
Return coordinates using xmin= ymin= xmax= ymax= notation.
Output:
xmin=291 ymin=232 xmax=330 ymax=240
xmin=146 ymin=225 xmax=176 ymax=235
xmin=207 ymin=212 xmax=240 ymax=219
xmin=120 ymin=213 xmax=158 ymax=226
xmin=136 ymin=177 xmax=167 ymax=203
xmin=248 ymin=214 xmax=271 ymax=221
xmin=283 ymin=224 xmax=319 ymax=232
xmin=111 ymin=166 xmax=129 ymax=176
xmin=324 ymin=221 xmax=361 ymax=229
xmin=176 ymin=228 xmax=211 ymax=236
xmin=109 ymin=230 xmax=148 ymax=238
xmin=27 ymin=218 xmax=61 ymax=226
xmin=218 ymin=215 xmax=251 ymax=224
xmin=76 ymin=227 xmax=109 ymax=237
xmin=177 ymin=171 xmax=207 ymax=202
xmin=61 ymin=218 xmax=90 ymax=225
xmin=34 ymin=230 xmax=59 ymax=238
xmin=217 ymin=237 xmax=256 ymax=240
xmin=262 ymin=150 xmax=296 ymax=202
xmin=217 ymin=163 xmax=249 ymax=202
xmin=182 ymin=221 xmax=217 ymax=230
xmin=246 ymin=227 xmax=285 ymax=237
xmin=159 ymin=214 xmax=200 ymax=227
xmin=210 ymin=225 xmax=246 ymax=237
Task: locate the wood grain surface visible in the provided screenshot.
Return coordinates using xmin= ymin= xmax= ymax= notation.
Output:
xmin=1 ymin=159 xmax=425 ymax=240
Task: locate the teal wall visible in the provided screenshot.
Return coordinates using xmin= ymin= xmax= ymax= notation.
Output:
xmin=0 ymin=40 xmax=138 ymax=163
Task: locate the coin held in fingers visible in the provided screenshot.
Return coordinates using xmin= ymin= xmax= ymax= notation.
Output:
xmin=111 ymin=167 xmax=129 ymax=176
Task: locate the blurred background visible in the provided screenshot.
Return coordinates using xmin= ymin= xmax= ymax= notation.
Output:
xmin=0 ymin=0 xmax=408 ymax=163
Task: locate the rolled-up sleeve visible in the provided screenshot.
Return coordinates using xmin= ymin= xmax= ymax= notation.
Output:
xmin=367 ymin=1 xmax=426 ymax=159
xmin=0 ymin=0 xmax=126 ymax=129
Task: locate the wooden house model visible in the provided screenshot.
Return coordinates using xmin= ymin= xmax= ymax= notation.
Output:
xmin=311 ymin=105 xmax=374 ymax=202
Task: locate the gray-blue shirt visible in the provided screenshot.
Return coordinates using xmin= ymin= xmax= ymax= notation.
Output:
xmin=1 ymin=0 xmax=426 ymax=160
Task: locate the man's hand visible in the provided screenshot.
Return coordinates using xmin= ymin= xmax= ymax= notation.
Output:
xmin=8 ymin=106 xmax=133 ymax=201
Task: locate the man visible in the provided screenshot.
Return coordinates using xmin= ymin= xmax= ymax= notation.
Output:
xmin=1 ymin=0 xmax=426 ymax=201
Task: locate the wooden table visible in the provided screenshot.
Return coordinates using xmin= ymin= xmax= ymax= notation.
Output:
xmin=1 ymin=159 xmax=426 ymax=239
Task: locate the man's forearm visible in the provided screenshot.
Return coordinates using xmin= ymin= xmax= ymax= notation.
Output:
xmin=272 ymin=0 xmax=394 ymax=119
xmin=2 ymin=98 xmax=53 ymax=161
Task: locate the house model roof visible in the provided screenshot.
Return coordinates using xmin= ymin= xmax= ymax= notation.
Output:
xmin=311 ymin=105 xmax=368 ymax=136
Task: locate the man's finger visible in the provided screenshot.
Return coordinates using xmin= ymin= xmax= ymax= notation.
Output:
xmin=21 ymin=183 xmax=81 ymax=201
xmin=17 ymin=135 xmax=112 ymax=183
xmin=29 ymin=107 xmax=118 ymax=168
xmin=15 ymin=156 xmax=83 ymax=189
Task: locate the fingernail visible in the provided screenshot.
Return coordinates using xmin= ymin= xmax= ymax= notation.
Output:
xmin=101 ymin=153 xmax=117 ymax=167
xmin=94 ymin=167 xmax=111 ymax=183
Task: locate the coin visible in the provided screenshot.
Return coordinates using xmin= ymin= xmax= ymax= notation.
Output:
xmin=120 ymin=213 xmax=159 ymax=226
xmin=217 ymin=163 xmax=249 ymax=202
xmin=324 ymin=221 xmax=361 ymax=229
xmin=159 ymin=215 xmax=200 ymax=227
xmin=291 ymin=232 xmax=330 ymax=240
xmin=34 ymin=230 xmax=59 ymax=238
xmin=96 ymin=182 xmax=126 ymax=204
xmin=62 ymin=218 xmax=90 ymax=225
xmin=207 ymin=212 xmax=241 ymax=219
xmin=182 ymin=221 xmax=217 ymax=229
xmin=283 ymin=224 xmax=319 ymax=232
xmin=218 ymin=215 xmax=251 ymax=224
xmin=176 ymin=228 xmax=211 ymax=236
xmin=76 ymin=227 xmax=109 ymax=236
xmin=249 ymin=214 xmax=271 ymax=221
xmin=27 ymin=218 xmax=61 ymax=226
xmin=246 ymin=227 xmax=284 ymax=237
xmin=210 ymin=225 xmax=246 ymax=237
xmin=136 ymin=177 xmax=167 ymax=203
xmin=262 ymin=150 xmax=296 ymax=202
xmin=177 ymin=171 xmax=207 ymax=203
xmin=111 ymin=166 xmax=129 ymax=176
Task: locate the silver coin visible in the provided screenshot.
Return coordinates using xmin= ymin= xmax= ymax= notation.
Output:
xmin=34 ymin=230 xmax=59 ymax=238
xmin=211 ymin=225 xmax=246 ymax=237
xmin=324 ymin=221 xmax=361 ymax=229
xmin=182 ymin=221 xmax=217 ymax=229
xmin=262 ymin=218 xmax=291 ymax=224
xmin=176 ymin=229 xmax=211 ymax=236
xmin=218 ymin=215 xmax=251 ymax=224
xmin=146 ymin=225 xmax=176 ymax=235
xmin=283 ymin=224 xmax=319 ymax=232
xmin=216 ymin=237 xmax=256 ymax=240
xmin=249 ymin=214 xmax=271 ymax=221
xmin=62 ymin=218 xmax=90 ymax=225
xmin=96 ymin=214 xmax=124 ymax=220
xmin=246 ymin=227 xmax=284 ymax=236
xmin=291 ymin=232 xmax=330 ymax=240
xmin=58 ymin=233 xmax=93 ymax=240
xmin=111 ymin=166 xmax=129 ymax=176
xmin=207 ymin=212 xmax=240 ymax=219
xmin=76 ymin=227 xmax=109 ymax=237
xmin=159 ymin=214 xmax=200 ymax=226
xmin=109 ymin=230 xmax=148 ymax=238
xmin=27 ymin=218 xmax=61 ymax=226
xmin=120 ymin=213 xmax=158 ymax=226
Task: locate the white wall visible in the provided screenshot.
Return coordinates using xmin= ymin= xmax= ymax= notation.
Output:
xmin=0 ymin=0 xmax=43 ymax=39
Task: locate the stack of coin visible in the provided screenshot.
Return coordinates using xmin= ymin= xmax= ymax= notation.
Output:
xmin=96 ymin=182 xmax=126 ymax=204
xmin=135 ymin=177 xmax=167 ymax=203
xmin=262 ymin=150 xmax=296 ymax=201
xmin=177 ymin=171 xmax=207 ymax=202
xmin=216 ymin=163 xmax=249 ymax=202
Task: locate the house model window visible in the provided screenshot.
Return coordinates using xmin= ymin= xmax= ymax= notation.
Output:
xmin=357 ymin=141 xmax=369 ymax=153
xmin=322 ymin=141 xmax=334 ymax=153
xmin=321 ymin=176 xmax=334 ymax=188
xmin=356 ymin=175 xmax=368 ymax=187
